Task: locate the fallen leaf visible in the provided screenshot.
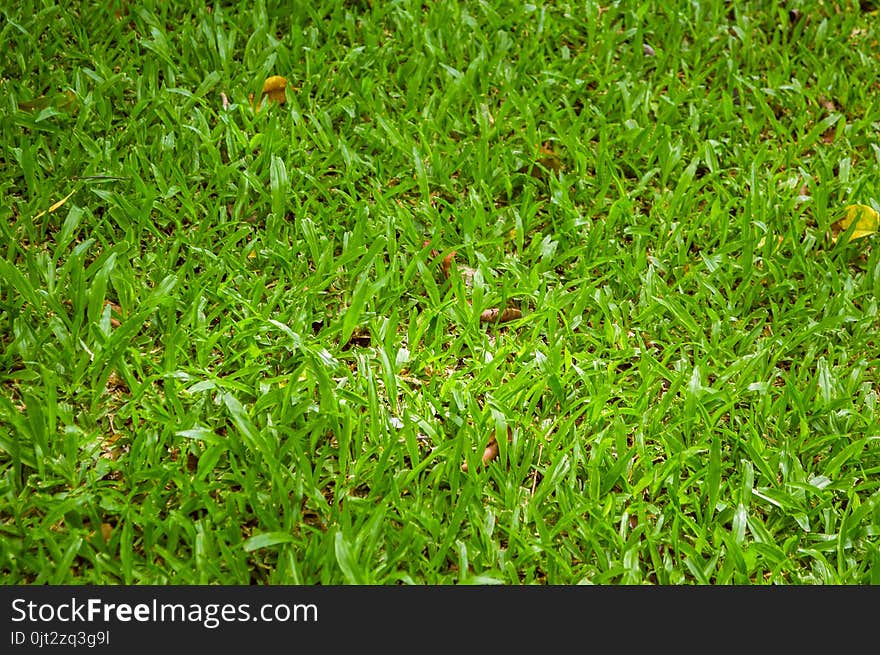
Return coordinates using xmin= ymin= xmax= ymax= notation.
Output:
xmin=832 ymin=204 xmax=880 ymax=243
xmin=518 ymin=143 xmax=564 ymax=180
xmin=106 ymin=370 xmax=128 ymax=394
xmin=432 ymin=247 xmax=521 ymax=323
xmin=797 ymin=177 xmax=811 ymax=198
xmin=100 ymin=523 xmax=113 ymax=542
xmin=33 ymin=189 xmax=76 ymax=220
xmin=440 ymin=250 xmax=477 ymax=287
xmin=104 ymin=300 xmax=123 ymax=328
xmin=479 ymin=435 xmax=500 ymax=466
xmin=479 ymin=307 xmax=523 ymax=324
xmin=818 ymin=95 xmax=837 ymax=112
xmin=18 ymin=90 xmax=77 ymax=112
xmin=536 ymin=144 xmax=563 ymax=174
xmin=462 ymin=427 xmax=512 ymax=471
xmin=440 ymin=251 xmax=456 ymax=279
xmin=253 ymin=75 xmax=288 ymax=110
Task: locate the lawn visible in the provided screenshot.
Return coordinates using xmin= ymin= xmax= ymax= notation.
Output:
xmin=1 ymin=0 xmax=879 ymax=584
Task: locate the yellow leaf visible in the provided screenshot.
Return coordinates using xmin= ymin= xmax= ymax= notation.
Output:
xmin=18 ymin=90 xmax=77 ymax=112
xmin=832 ymin=204 xmax=880 ymax=243
xmin=253 ymin=75 xmax=288 ymax=110
xmin=18 ymin=96 xmax=51 ymax=111
xmin=33 ymin=189 xmax=76 ymax=220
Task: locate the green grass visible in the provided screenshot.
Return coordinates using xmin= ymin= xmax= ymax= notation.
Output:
xmin=2 ymin=0 xmax=880 ymax=584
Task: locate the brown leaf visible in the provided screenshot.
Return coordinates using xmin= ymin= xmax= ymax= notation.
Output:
xmin=106 ymin=370 xmax=128 ymax=394
xmin=441 ymin=251 xmax=456 ymax=279
xmin=430 ymin=243 xmax=521 ymax=323
xmin=521 ymin=144 xmax=564 ymax=181
xmin=536 ymin=143 xmax=563 ymax=173
xmin=797 ymin=177 xmax=811 ymax=198
xmin=342 ymin=327 xmax=372 ymax=350
xmin=480 ymin=436 xmax=500 ymax=465
xmin=517 ymin=143 xmax=564 ymax=180
xmin=462 ymin=427 xmax=512 ymax=471
xmin=479 ymin=307 xmax=522 ymax=323
xmin=103 ymin=300 xmax=123 ymax=328
xmin=818 ymin=95 xmax=837 ymax=112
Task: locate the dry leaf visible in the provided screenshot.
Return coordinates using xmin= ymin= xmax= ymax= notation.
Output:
xmin=818 ymin=95 xmax=837 ymax=112
xmin=432 ymin=246 xmax=521 ymax=323
xmin=536 ymin=143 xmax=563 ymax=172
xmin=106 ymin=370 xmax=128 ymax=394
xmin=479 ymin=307 xmax=522 ymax=324
xmin=253 ymin=75 xmax=288 ymax=110
xmin=104 ymin=300 xmax=123 ymax=328
xmin=441 ymin=251 xmax=477 ymax=287
xmin=440 ymin=251 xmax=456 ymax=279
xmin=33 ymin=189 xmax=76 ymax=220
xmin=517 ymin=143 xmax=564 ymax=180
xmin=18 ymin=90 xmax=77 ymax=112
xmin=479 ymin=436 xmax=500 ymax=466
xmin=520 ymin=143 xmax=564 ymax=181
xmin=797 ymin=177 xmax=811 ymax=198
xmin=832 ymin=204 xmax=880 ymax=243
xmin=462 ymin=427 xmax=512 ymax=471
